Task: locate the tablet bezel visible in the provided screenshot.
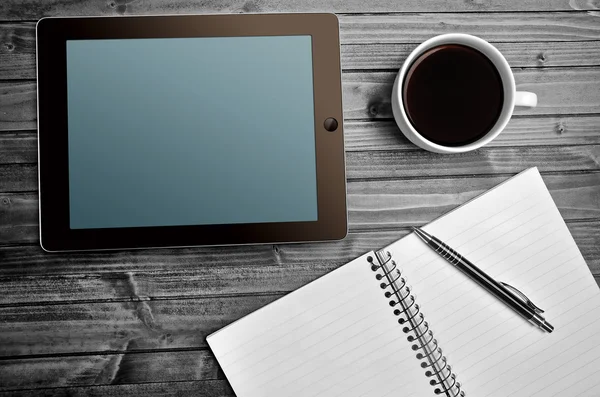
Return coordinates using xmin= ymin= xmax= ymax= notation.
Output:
xmin=36 ymin=13 xmax=347 ymax=251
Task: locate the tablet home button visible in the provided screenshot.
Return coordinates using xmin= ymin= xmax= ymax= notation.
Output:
xmin=324 ymin=117 xmax=338 ymax=132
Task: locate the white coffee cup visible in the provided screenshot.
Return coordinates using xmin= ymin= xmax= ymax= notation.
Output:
xmin=391 ymin=34 xmax=537 ymax=154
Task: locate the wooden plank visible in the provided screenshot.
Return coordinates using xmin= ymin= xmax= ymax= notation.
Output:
xmin=3 ymin=115 xmax=600 ymax=165
xmin=344 ymin=116 xmax=600 ymax=151
xmin=338 ymin=13 xmax=600 ymax=44
xmin=341 ymin=68 xmax=600 ymax=119
xmin=2 ymin=173 xmax=599 ymax=244
xmin=4 ymin=68 xmax=600 ymax=131
xmin=0 ymin=193 xmax=37 ymax=243
xmin=0 ymin=132 xmax=37 ymax=163
xmin=4 ymin=144 xmax=600 ymax=187
xmin=345 ymin=145 xmax=600 ymax=179
xmin=3 ymin=20 xmax=600 ymax=80
xmin=0 ymin=261 xmax=341 ymax=305
xmin=1 ymin=272 xmax=599 ymax=359
xmin=0 ymin=164 xmax=36 ymax=191
xmin=0 ymin=380 xmax=233 ymax=397
xmin=341 ymin=41 xmax=600 ymax=71
xmin=0 ymin=350 xmax=221 ymax=391
xmin=347 ymin=172 xmax=600 ymax=228
xmin=0 ymin=294 xmax=281 ymax=356
xmin=0 ymin=221 xmax=597 ymax=305
xmin=0 ymin=230 xmax=378 ymax=275
xmin=1 ymin=1 xmax=599 ymax=21
xmin=0 ymin=23 xmax=36 ymax=80
xmin=0 ymin=81 xmax=36 ymax=131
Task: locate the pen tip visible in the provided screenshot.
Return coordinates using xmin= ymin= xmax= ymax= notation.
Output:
xmin=542 ymin=321 xmax=554 ymax=333
xmin=410 ymin=226 xmax=418 ymax=232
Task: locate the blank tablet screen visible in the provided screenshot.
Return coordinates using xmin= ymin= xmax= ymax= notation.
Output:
xmin=66 ymin=36 xmax=317 ymax=229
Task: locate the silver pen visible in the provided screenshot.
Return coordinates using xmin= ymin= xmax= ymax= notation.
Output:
xmin=412 ymin=227 xmax=554 ymax=333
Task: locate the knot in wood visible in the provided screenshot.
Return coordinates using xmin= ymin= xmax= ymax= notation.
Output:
xmin=537 ymin=52 xmax=547 ymax=63
xmin=369 ymin=104 xmax=379 ymax=116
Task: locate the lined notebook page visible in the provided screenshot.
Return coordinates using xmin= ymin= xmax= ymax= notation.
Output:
xmin=207 ymin=252 xmax=433 ymax=397
xmin=385 ymin=167 xmax=600 ymax=396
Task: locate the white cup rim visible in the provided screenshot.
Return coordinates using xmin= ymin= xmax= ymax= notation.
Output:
xmin=392 ymin=33 xmax=516 ymax=153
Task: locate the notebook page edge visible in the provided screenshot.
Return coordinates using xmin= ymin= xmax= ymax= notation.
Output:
xmin=209 ymin=168 xmax=541 ymax=345
xmin=382 ymin=166 xmax=600 ymax=396
xmin=379 ymin=167 xmax=539 ymax=254
xmin=207 ymin=250 xmax=435 ymax=397
xmin=426 ymin=167 xmax=538 ymax=232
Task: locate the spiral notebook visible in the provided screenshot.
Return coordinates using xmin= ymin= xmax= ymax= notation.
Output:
xmin=207 ymin=168 xmax=600 ymax=397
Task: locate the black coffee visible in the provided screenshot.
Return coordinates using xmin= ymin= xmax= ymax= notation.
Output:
xmin=402 ymin=44 xmax=504 ymax=147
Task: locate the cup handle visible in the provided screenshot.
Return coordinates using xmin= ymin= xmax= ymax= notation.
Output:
xmin=515 ymin=91 xmax=537 ymax=108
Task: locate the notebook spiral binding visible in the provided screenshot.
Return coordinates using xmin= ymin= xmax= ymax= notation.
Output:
xmin=369 ymin=251 xmax=465 ymax=397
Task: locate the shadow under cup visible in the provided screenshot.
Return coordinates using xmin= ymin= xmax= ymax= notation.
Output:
xmin=402 ymin=44 xmax=504 ymax=147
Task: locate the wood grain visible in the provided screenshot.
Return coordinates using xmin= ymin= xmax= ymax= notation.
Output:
xmin=1 ymin=2 xmax=599 ymax=393
xmin=5 ymin=13 xmax=599 ymax=44
xmin=2 ymin=172 xmax=600 ymax=244
xmin=347 ymin=172 xmax=600 ymax=228
xmin=3 ymin=20 xmax=600 ymax=80
xmin=0 ymin=258 xmax=342 ymax=305
xmin=0 ymin=380 xmax=233 ymax=396
xmin=345 ymin=145 xmax=600 ymax=180
xmin=341 ymin=68 xmax=600 ymax=119
xmin=341 ymin=41 xmax=600 ymax=71
xmin=3 ymin=67 xmax=600 ymax=131
xmin=0 ymin=82 xmax=36 ymax=131
xmin=0 ymin=23 xmax=36 ymax=80
xmin=2 ymin=275 xmax=600 ymax=361
xmin=0 ymin=294 xmax=281 ymax=356
xmin=0 ymin=193 xmax=37 ymax=243
xmin=1 ymin=1 xmax=599 ymax=21
xmin=0 ymin=164 xmax=36 ymax=192
xmin=2 ymin=115 xmax=600 ymax=165
xmin=0 ymin=132 xmax=37 ymax=163
xmin=4 ymin=271 xmax=600 ymax=361
xmin=0 ymin=350 xmax=222 ymax=391
xmin=0 ymin=230 xmax=387 ymax=275
xmin=0 ymin=222 xmax=597 ymax=305
xmin=338 ymin=13 xmax=600 ymax=43
xmin=344 ymin=116 xmax=600 ymax=151
xmin=3 ymin=144 xmax=600 ymax=191
xmin=1 ymin=171 xmax=600 ymax=240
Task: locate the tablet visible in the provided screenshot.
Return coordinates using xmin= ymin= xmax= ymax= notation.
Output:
xmin=36 ymin=14 xmax=347 ymax=252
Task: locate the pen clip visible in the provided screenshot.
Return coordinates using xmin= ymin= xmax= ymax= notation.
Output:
xmin=500 ymin=281 xmax=544 ymax=314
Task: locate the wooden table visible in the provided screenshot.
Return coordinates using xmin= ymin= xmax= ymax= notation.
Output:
xmin=1 ymin=1 xmax=599 ymax=395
